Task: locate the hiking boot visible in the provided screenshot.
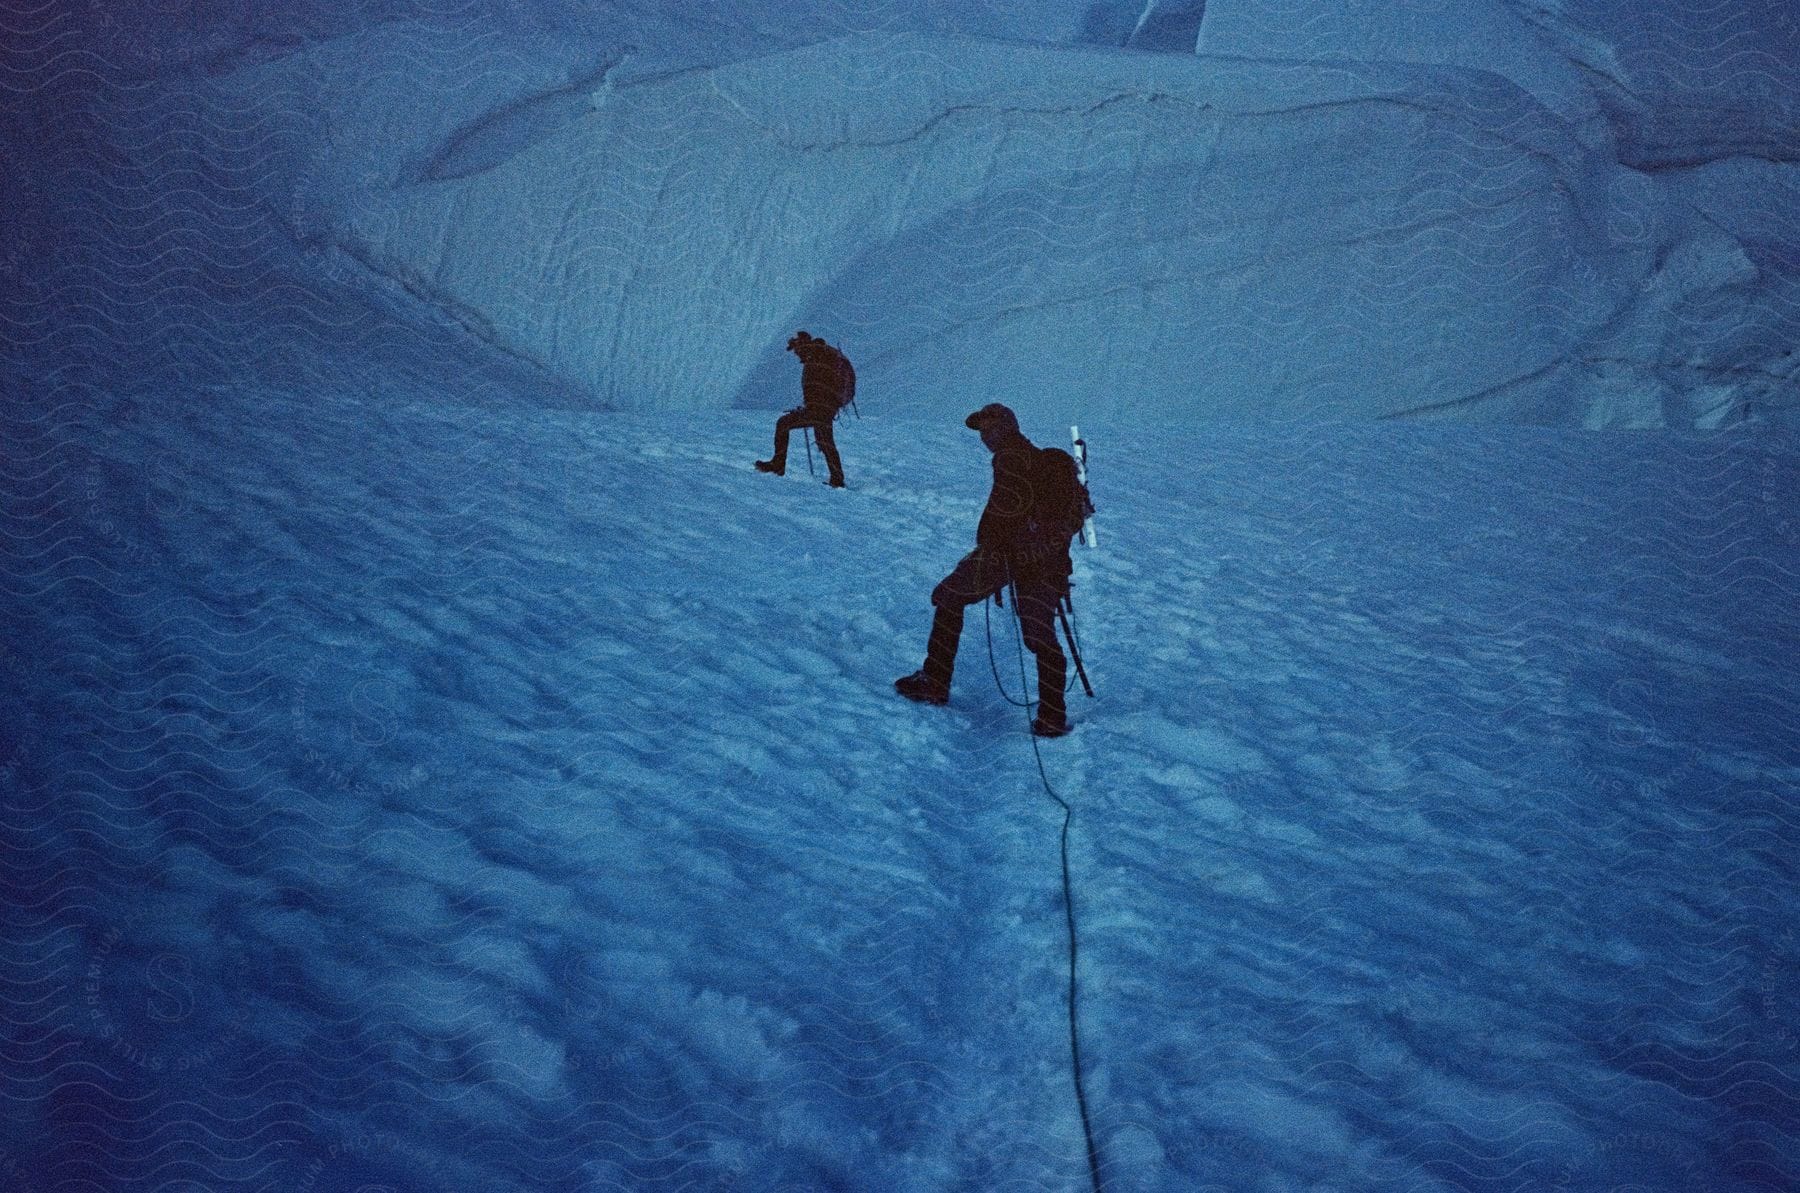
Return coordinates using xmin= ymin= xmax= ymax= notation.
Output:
xmin=1031 ymin=712 xmax=1071 ymax=738
xmin=894 ymin=670 xmax=949 ymax=705
xmin=827 ymin=476 xmax=846 ymax=488
xmin=754 ymin=459 xmax=783 ymax=475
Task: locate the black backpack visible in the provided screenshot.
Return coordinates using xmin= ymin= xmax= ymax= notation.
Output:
xmin=1027 ymin=446 xmax=1093 ymax=545
xmin=822 ymin=345 xmax=856 ymax=410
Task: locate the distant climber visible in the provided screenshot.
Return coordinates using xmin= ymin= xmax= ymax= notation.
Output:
xmin=755 ymin=330 xmax=855 ymax=488
xmin=894 ymin=403 xmax=1082 ymax=737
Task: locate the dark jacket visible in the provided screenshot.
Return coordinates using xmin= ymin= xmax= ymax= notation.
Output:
xmin=976 ymin=431 xmax=1038 ymax=553
xmin=796 ymin=342 xmax=854 ymax=413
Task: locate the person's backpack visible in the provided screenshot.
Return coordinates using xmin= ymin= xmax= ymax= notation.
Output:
xmin=1026 ymin=446 xmax=1093 ymax=546
xmin=829 ymin=347 xmax=856 ymax=410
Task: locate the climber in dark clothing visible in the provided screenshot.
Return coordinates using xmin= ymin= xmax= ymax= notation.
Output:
xmin=755 ymin=330 xmax=854 ymax=488
xmin=895 ymin=402 xmax=1072 ymax=737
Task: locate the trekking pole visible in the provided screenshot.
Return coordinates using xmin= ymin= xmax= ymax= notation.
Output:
xmin=802 ymin=427 xmax=816 ymax=477
xmin=1058 ymin=603 xmax=1095 ymax=698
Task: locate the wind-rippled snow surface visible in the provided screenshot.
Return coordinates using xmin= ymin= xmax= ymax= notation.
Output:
xmin=4 ymin=390 xmax=1797 ymax=1191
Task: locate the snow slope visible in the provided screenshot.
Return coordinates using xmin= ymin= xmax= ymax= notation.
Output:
xmin=5 ymin=384 xmax=1798 ymax=1190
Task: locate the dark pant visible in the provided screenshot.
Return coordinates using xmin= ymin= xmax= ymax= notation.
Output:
xmin=920 ymin=550 xmax=1066 ymax=722
xmin=769 ymin=406 xmax=843 ymax=484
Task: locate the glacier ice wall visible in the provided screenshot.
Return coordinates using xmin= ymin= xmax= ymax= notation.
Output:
xmin=270 ymin=20 xmax=1791 ymax=426
xmin=7 ymin=0 xmax=1799 ymax=426
xmin=1196 ymin=0 xmax=1800 ymax=427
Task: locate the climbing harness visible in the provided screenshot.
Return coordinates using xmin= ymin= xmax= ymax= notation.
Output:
xmin=983 ymin=581 xmax=1089 ymax=702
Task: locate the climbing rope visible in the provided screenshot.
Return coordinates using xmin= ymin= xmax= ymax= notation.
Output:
xmin=983 ymin=586 xmax=1081 ymax=702
xmin=998 ymin=580 xmax=1106 ymax=1193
